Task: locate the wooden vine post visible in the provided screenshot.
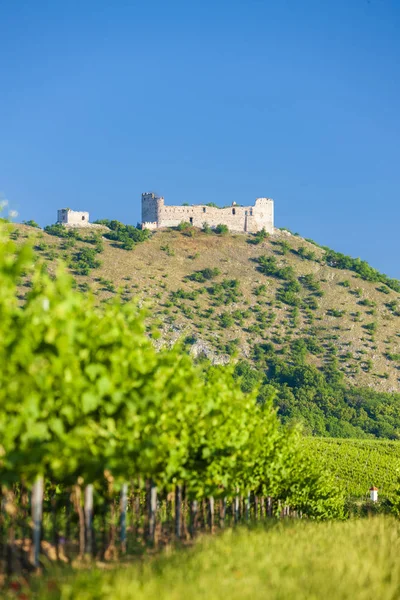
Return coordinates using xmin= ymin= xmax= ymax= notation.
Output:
xmin=208 ymin=496 xmax=215 ymax=533
xmin=120 ymin=483 xmax=128 ymax=553
xmin=84 ymin=484 xmax=94 ymax=557
xmin=175 ymin=485 xmax=182 ymax=539
xmin=220 ymin=497 xmax=227 ymax=528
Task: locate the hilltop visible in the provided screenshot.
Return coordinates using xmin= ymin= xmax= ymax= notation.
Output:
xmin=12 ymin=220 xmax=400 ymax=438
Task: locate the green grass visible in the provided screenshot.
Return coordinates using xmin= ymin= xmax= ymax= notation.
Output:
xmin=27 ymin=518 xmax=400 ymax=599
xmin=304 ymin=437 xmax=400 ymax=497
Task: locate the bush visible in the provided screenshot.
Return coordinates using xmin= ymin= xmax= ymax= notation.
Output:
xmin=324 ymin=248 xmax=400 ymax=293
xmin=70 ymin=247 xmax=102 ymax=275
xmin=22 ymin=219 xmax=40 ymax=228
xmin=256 ymin=255 xmax=295 ymax=281
xmin=215 ymin=224 xmax=229 ymax=235
xmin=94 ymin=219 xmax=151 ymax=248
xmin=327 ymin=309 xmax=346 ymax=318
xmin=177 ymin=221 xmax=192 ymax=232
xmin=219 ymin=312 xmax=234 ymax=328
xmin=187 ymin=268 xmax=220 ymax=283
xmin=248 ymin=228 xmax=269 ymax=245
xmin=296 ymin=246 xmax=316 ymax=261
xmin=363 ymin=322 xmax=378 ymax=333
xmin=161 ymin=244 xmax=175 ymax=256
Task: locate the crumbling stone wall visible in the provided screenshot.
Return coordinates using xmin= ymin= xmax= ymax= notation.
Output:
xmin=57 ymin=209 xmax=104 ymax=229
xmin=141 ymin=193 xmax=274 ymax=233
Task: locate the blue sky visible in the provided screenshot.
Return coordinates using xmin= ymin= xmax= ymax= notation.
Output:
xmin=1 ymin=0 xmax=399 ymax=276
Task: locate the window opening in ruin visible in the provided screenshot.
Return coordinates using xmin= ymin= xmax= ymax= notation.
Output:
xmin=189 ymin=217 xmax=193 ymax=224
xmin=203 ymin=207 xmax=206 ymax=213
xmin=250 ymin=209 xmax=253 ymax=216
xmin=82 ymin=215 xmax=85 ymax=220
xmin=232 ymin=208 xmax=236 ymax=215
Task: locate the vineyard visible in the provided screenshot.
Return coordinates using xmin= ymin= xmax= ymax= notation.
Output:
xmin=304 ymin=437 xmax=400 ymax=498
xmin=0 ymin=221 xmax=346 ymax=578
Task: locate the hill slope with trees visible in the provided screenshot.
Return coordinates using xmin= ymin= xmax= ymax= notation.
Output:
xmin=13 ymin=220 xmax=400 ymax=438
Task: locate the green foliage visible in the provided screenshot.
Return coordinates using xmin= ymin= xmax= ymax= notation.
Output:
xmin=94 ymin=219 xmax=151 ymax=249
xmin=256 ymin=255 xmax=295 ymax=281
xmin=251 ymin=347 xmax=400 ymax=439
xmin=207 ymin=278 xmax=242 ymax=305
xmin=170 ymin=287 xmax=199 ymax=301
xmin=363 ymin=321 xmax=378 ymax=333
xmin=176 ymin=221 xmax=193 ymax=233
xmin=22 ymin=219 xmax=40 ymax=228
xmin=248 ymin=227 xmax=269 ymax=245
xmin=44 ymin=224 xmax=77 ymax=238
xmin=215 ymin=223 xmax=229 ymax=235
xmin=0 ymin=223 xmax=343 ymax=523
xmin=161 ymin=244 xmax=175 ymax=256
xmin=274 ymin=240 xmax=291 ymax=255
xmin=324 ymin=248 xmax=400 ymax=292
xmin=187 ymin=268 xmax=220 ymax=283
xmin=296 ymin=245 xmax=316 ymax=261
xmin=327 ymin=309 xmax=346 ymax=318
xmin=219 ymin=312 xmax=234 ymax=328
xmin=304 ymin=437 xmax=400 ymax=498
xmin=202 ymin=222 xmax=212 ymax=234
xmin=300 ymin=274 xmax=321 ymax=293
xmin=70 ymin=247 xmax=102 ymax=275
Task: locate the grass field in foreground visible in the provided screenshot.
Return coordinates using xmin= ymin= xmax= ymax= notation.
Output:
xmin=22 ymin=518 xmax=400 ymax=600
xmin=304 ymin=437 xmax=400 ymax=497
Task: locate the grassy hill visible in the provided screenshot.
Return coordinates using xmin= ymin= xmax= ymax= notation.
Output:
xmin=13 ymin=220 xmax=400 ymax=438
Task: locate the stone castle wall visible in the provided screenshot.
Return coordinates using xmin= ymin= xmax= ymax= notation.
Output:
xmin=58 ymin=209 xmax=90 ymax=226
xmin=141 ymin=193 xmax=274 ymax=233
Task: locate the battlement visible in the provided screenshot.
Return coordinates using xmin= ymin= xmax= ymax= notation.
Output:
xmin=141 ymin=193 xmax=274 ymax=234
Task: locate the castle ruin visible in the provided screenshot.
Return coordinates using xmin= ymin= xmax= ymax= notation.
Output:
xmin=141 ymin=193 xmax=274 ymax=234
xmin=57 ymin=209 xmax=90 ymax=227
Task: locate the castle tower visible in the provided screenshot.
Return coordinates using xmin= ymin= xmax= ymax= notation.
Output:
xmin=141 ymin=192 xmax=164 ymax=229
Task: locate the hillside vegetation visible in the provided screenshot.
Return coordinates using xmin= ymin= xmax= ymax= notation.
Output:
xmin=13 ymin=221 xmax=400 ymax=438
xmin=304 ymin=437 xmax=400 ymax=497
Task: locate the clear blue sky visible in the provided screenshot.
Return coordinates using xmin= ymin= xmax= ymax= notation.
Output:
xmin=1 ymin=0 xmax=399 ymax=276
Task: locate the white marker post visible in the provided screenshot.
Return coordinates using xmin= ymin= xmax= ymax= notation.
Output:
xmin=31 ymin=476 xmax=44 ymax=569
xmin=369 ymin=486 xmax=378 ymax=503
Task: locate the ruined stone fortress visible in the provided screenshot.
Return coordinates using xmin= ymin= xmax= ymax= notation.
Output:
xmin=141 ymin=193 xmax=274 ymax=234
xmin=57 ymin=209 xmax=104 ymax=229
xmin=57 ymin=193 xmax=274 ymax=234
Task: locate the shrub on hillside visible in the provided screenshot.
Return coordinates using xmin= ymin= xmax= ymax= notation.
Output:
xmin=94 ymin=219 xmax=151 ymax=249
xmin=215 ymin=223 xmax=229 ymax=235
xmin=22 ymin=219 xmax=40 ymax=228
xmin=187 ymin=268 xmax=220 ymax=283
xmin=324 ymin=248 xmax=400 ymax=293
xmin=248 ymin=227 xmax=269 ymax=245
